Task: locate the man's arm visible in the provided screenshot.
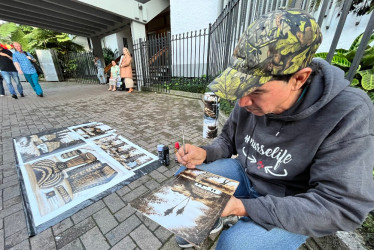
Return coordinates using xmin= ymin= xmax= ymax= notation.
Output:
xmin=0 ymin=52 xmax=12 ymax=60
xmin=13 ymin=62 xmax=23 ymax=74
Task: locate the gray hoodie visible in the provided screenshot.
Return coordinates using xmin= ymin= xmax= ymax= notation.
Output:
xmin=203 ymin=58 xmax=374 ymax=237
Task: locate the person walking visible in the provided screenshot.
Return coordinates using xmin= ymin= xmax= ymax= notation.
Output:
xmin=94 ymin=55 xmax=106 ymax=84
xmin=119 ymin=48 xmax=134 ymax=93
xmin=175 ymin=9 xmax=374 ymax=249
xmin=12 ymin=42 xmax=43 ymax=97
xmin=0 ymin=44 xmax=24 ymax=99
xmin=108 ymin=60 xmax=120 ymax=91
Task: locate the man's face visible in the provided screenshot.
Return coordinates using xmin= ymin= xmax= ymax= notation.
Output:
xmin=13 ymin=43 xmax=22 ymax=52
xmin=238 ymin=79 xmax=296 ymax=116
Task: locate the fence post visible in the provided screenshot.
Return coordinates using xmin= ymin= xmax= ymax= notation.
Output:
xmin=317 ymin=0 xmax=330 ymax=27
xmin=347 ymin=10 xmax=374 ymax=82
xmin=139 ymin=38 xmax=145 ymax=91
xmin=223 ymin=1 xmax=234 ymax=69
xmin=206 ymin=23 xmax=212 ymax=82
xmin=326 ymin=0 xmax=354 ymax=63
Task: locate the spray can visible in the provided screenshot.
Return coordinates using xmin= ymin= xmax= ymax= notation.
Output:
xmin=157 ymin=144 xmax=164 ymax=165
xmin=174 ymin=142 xmax=180 ymax=163
xmin=163 ymin=145 xmax=170 ymax=166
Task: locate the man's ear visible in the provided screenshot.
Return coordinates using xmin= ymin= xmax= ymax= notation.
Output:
xmin=291 ymin=68 xmax=312 ymax=90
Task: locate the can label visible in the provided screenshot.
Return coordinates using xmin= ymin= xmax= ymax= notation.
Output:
xmin=203 ymin=92 xmax=220 ymax=139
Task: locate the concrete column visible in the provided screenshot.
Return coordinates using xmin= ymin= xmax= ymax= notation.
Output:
xmin=91 ymin=36 xmax=104 ymax=65
xmin=130 ymin=21 xmax=146 ymax=41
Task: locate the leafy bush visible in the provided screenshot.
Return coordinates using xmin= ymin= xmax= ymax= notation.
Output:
xmin=165 ymin=77 xmax=209 ymax=94
xmin=315 ymin=32 xmax=374 ymax=102
xmin=103 ymin=47 xmax=116 ymax=66
xmin=220 ymin=99 xmax=235 ymax=116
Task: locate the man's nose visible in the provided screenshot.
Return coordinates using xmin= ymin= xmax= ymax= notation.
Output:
xmin=239 ymin=95 xmax=253 ymax=107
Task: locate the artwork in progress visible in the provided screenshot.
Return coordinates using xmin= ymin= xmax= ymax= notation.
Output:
xmin=131 ymin=169 xmax=239 ymax=247
xmin=13 ymin=122 xmax=158 ymax=235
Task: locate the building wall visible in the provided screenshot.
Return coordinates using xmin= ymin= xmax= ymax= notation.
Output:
xmin=317 ymin=10 xmax=372 ymax=52
xmin=170 ymin=0 xmax=219 ymax=35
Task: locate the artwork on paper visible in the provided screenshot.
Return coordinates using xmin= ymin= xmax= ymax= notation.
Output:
xmin=13 ymin=122 xmax=159 ymax=236
xmin=13 ymin=129 xmax=84 ymax=163
xmin=70 ymin=122 xmax=115 ymax=139
xmin=130 ymin=169 xmax=239 ymax=247
xmin=93 ymin=134 xmax=155 ymax=170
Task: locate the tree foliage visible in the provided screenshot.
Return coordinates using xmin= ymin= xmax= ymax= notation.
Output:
xmin=0 ymin=22 xmax=84 ymax=55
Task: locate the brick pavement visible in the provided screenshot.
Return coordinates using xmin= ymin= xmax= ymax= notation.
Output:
xmin=0 ymin=81 xmax=220 ymax=250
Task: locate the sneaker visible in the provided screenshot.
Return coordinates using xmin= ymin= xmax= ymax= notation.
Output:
xmin=0 ymin=94 xmax=4 ymax=96
xmin=175 ymin=217 xmax=223 ymax=248
xmin=38 ymin=94 xmax=43 ymax=97
xmin=11 ymin=94 xmax=18 ymax=99
xmin=21 ymin=93 xmax=25 ymax=97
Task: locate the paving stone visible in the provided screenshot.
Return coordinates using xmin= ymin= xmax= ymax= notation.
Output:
xmin=160 ymin=237 xmax=183 ymax=250
xmin=137 ymin=213 xmax=159 ymax=231
xmin=149 ymin=170 xmax=168 ymax=183
xmin=128 ymin=175 xmax=151 ymax=190
xmin=103 ymin=193 xmax=125 ymax=213
xmin=3 ymin=185 xmax=20 ymax=201
xmin=71 ymin=200 xmax=106 ymax=224
xmin=130 ymin=224 xmax=162 ymax=250
xmin=80 ymin=227 xmax=110 ymax=250
xmin=154 ymin=226 xmax=173 ymax=243
xmin=3 ymin=195 xmax=22 ymax=209
xmin=55 ymin=217 xmax=96 ymax=249
xmin=52 ymin=218 xmax=73 ymax=236
xmin=110 ymin=236 xmax=136 ymax=250
xmin=114 ymin=204 xmax=136 ymax=222
xmin=4 ymin=210 xmax=26 ymax=237
xmin=115 ymin=186 xmax=131 ymax=197
xmin=30 ymin=228 xmax=56 ymax=250
xmin=105 ymin=215 xmax=141 ymax=246
xmin=8 ymin=239 xmax=30 ymax=250
xmin=156 ymin=166 xmax=169 ymax=173
xmin=58 ymin=238 xmax=84 ymax=250
xmin=122 ymin=185 xmax=148 ymax=203
xmin=2 ymin=174 xmax=18 ymax=185
xmin=93 ymin=207 xmax=118 ymax=234
xmin=0 ymin=229 xmax=4 ymax=250
xmin=144 ymin=178 xmax=161 ymax=190
xmin=0 ymin=203 xmax=23 ymax=220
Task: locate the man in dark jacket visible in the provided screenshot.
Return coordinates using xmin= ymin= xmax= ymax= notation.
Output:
xmin=176 ymin=9 xmax=374 ymax=249
xmin=0 ymin=44 xmax=24 ymax=99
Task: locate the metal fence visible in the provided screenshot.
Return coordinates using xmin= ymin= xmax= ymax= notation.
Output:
xmin=60 ymin=52 xmax=99 ymax=84
xmin=133 ymin=0 xmax=374 ymax=94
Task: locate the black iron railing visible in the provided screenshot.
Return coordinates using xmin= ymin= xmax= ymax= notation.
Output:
xmin=60 ymin=52 xmax=98 ymax=84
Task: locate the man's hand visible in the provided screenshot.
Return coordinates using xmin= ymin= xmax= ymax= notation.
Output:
xmin=221 ymin=196 xmax=248 ymax=217
xmin=176 ymin=144 xmax=206 ymax=169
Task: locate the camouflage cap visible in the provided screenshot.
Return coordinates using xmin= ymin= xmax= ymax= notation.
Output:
xmin=208 ymin=9 xmax=322 ymax=100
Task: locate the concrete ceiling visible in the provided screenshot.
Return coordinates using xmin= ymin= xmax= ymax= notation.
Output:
xmin=0 ymin=0 xmax=132 ymax=38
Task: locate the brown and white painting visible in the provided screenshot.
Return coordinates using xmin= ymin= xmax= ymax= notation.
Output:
xmin=14 ymin=129 xmax=84 ymax=163
xmin=131 ymin=169 xmax=239 ymax=247
xmin=93 ymin=134 xmax=156 ymax=171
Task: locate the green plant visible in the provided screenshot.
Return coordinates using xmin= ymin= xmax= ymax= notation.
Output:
xmin=103 ymin=47 xmax=115 ymax=66
xmin=314 ymin=32 xmax=374 ymax=102
xmin=359 ymin=214 xmax=374 ymax=248
xmin=220 ymin=99 xmax=235 ymax=116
